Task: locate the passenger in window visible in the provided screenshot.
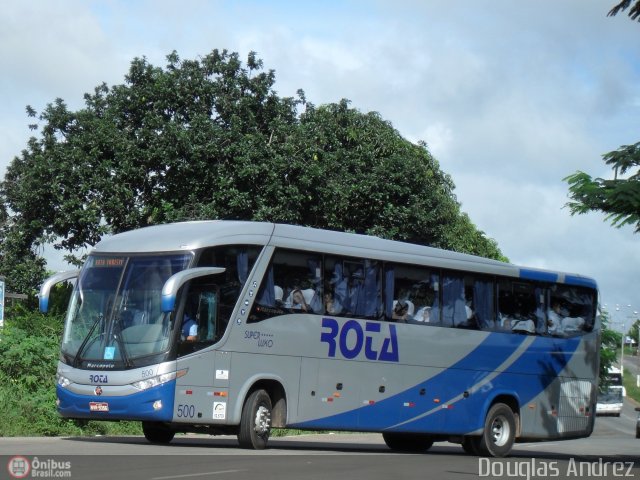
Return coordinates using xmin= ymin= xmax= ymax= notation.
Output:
xmin=465 ymin=300 xmax=474 ymax=321
xmin=547 ymin=300 xmax=564 ymax=334
xmin=562 ymin=316 xmax=585 ymax=333
xmin=324 ymin=292 xmax=340 ymax=315
xmin=303 ymin=288 xmax=323 ymax=313
xmin=560 ymin=309 xmax=586 ymax=333
xmin=499 ymin=316 xmax=511 ymax=330
xmin=457 ymin=300 xmax=478 ymax=329
xmin=414 ymin=305 xmax=432 ymax=323
xmin=511 ymin=317 xmax=535 ymax=334
xmin=274 ymin=285 xmax=284 ymax=307
xmin=509 ymin=299 xmax=536 ymax=334
xmin=290 ymin=289 xmax=311 ymax=312
xmin=181 ymin=296 xmax=199 ymax=341
xmin=181 ymin=312 xmax=198 ymax=342
xmin=392 ymin=300 xmax=410 ymax=323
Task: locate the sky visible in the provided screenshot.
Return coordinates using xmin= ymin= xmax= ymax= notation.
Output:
xmin=1 ymin=0 xmax=639 ymax=329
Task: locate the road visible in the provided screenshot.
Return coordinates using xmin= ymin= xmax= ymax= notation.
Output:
xmin=1 ymin=402 xmax=639 ymax=480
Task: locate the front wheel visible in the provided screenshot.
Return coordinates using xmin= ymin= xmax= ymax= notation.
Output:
xmin=382 ymin=433 xmax=434 ymax=453
xmin=238 ymin=389 xmax=272 ymax=449
xmin=142 ymin=422 xmax=175 ymax=444
xmin=475 ymin=403 xmax=516 ymax=457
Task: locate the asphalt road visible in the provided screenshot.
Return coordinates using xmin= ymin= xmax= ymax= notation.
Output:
xmin=1 ymin=406 xmax=639 ymax=480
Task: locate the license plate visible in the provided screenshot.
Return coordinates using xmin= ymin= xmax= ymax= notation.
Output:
xmin=89 ymin=402 xmax=109 ymax=412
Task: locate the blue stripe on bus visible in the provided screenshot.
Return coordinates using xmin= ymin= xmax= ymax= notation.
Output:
xmin=519 ymin=269 xmax=558 ymax=283
xmin=519 ymin=268 xmax=597 ymax=290
xmin=292 ymin=334 xmax=581 ymax=434
xmin=564 ymin=275 xmax=597 ymax=289
xmin=56 ymin=380 xmax=176 ymax=421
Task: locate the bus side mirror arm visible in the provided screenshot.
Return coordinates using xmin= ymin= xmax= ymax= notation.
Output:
xmin=39 ymin=270 xmax=81 ymax=313
xmin=161 ymin=267 xmax=226 ymax=312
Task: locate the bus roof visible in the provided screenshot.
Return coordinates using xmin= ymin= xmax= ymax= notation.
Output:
xmin=92 ymin=220 xmax=597 ymax=289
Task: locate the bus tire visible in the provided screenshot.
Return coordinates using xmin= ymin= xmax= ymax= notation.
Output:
xmin=238 ymin=389 xmax=272 ymax=449
xmin=461 ymin=436 xmax=480 ymax=455
xmin=142 ymin=422 xmax=175 ymax=444
xmin=382 ymin=433 xmax=434 ymax=453
xmin=475 ymin=403 xmax=516 ymax=457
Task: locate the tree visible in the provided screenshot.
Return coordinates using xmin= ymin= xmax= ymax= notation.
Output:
xmin=600 ymin=309 xmax=623 ymax=385
xmin=564 ymin=143 xmax=640 ymax=232
xmin=629 ymin=318 xmax=640 ymax=346
xmin=608 ymin=0 xmax=640 ymax=21
xmin=567 ymin=3 xmax=640 ymax=231
xmin=0 ymin=49 xmax=503 ymax=293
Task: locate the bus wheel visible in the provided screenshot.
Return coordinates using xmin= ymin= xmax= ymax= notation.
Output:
xmin=461 ymin=436 xmax=480 ymax=455
xmin=382 ymin=433 xmax=434 ymax=453
xmin=142 ymin=422 xmax=175 ymax=444
xmin=238 ymin=389 xmax=272 ymax=449
xmin=476 ymin=403 xmax=516 ymax=457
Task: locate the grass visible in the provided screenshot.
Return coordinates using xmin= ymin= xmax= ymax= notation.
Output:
xmin=623 ymin=369 xmax=640 ymax=405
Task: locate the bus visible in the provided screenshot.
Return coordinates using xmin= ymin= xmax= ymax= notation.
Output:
xmin=596 ymin=387 xmax=623 ymax=417
xmin=596 ymin=366 xmax=625 ymax=417
xmin=40 ymin=221 xmax=600 ymax=457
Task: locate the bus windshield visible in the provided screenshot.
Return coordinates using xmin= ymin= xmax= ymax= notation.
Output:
xmin=61 ymin=254 xmax=192 ymax=367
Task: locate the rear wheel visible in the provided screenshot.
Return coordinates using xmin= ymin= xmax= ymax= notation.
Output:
xmin=475 ymin=403 xmax=516 ymax=457
xmin=142 ymin=422 xmax=175 ymax=444
xmin=382 ymin=433 xmax=434 ymax=453
xmin=238 ymin=389 xmax=272 ymax=449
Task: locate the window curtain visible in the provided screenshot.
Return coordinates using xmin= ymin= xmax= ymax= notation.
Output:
xmin=257 ymin=267 xmax=275 ymax=307
xmin=534 ymin=287 xmax=546 ymax=334
xmin=442 ymin=275 xmax=465 ymax=327
xmin=361 ymin=260 xmax=381 ymax=317
xmin=236 ymin=250 xmax=249 ymax=284
xmin=331 ymin=263 xmax=348 ymax=314
xmin=473 ymin=280 xmax=494 ymax=330
xmin=385 ymin=265 xmax=395 ymax=319
xmin=306 ymin=257 xmax=323 ymax=313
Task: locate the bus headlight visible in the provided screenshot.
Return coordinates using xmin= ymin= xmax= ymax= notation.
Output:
xmin=131 ymin=369 xmax=187 ymax=391
xmin=57 ymin=373 xmax=71 ymax=388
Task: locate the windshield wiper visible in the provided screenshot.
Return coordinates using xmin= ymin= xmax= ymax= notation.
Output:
xmin=73 ymin=313 xmax=105 ymax=368
xmin=112 ymin=313 xmax=132 ymax=368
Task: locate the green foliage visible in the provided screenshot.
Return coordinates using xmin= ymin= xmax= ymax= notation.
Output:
xmin=608 ymin=0 xmax=640 ymax=21
xmin=0 ymin=49 xmax=504 ymax=293
xmin=565 ymin=142 xmax=640 ymax=233
xmin=623 ymin=368 xmax=640 ymax=404
xmin=628 ymin=318 xmax=640 ymax=345
xmin=0 ymin=309 xmax=141 ymax=437
xmin=599 ymin=309 xmax=622 ymax=384
xmin=0 ymin=325 xmax=59 ymax=391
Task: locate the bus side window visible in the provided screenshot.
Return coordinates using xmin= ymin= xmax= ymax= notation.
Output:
xmin=198 ymin=245 xmax=261 ymax=328
xmin=177 ymin=282 xmax=219 ymax=357
xmin=386 ymin=263 xmax=439 ymax=325
xmin=325 ymin=256 xmax=382 ymax=319
xmin=547 ymin=285 xmax=593 ymax=336
xmin=498 ymin=280 xmax=540 ymax=334
xmin=497 ymin=280 xmax=515 ymax=332
xmin=442 ymin=272 xmax=467 ymax=328
xmin=470 ymin=276 xmax=495 ymax=330
xmin=251 ymin=249 xmax=323 ymax=321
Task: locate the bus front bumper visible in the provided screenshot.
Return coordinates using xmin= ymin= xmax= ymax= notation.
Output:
xmin=56 ymin=381 xmax=175 ymax=421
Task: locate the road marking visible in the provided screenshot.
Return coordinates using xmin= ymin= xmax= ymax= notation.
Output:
xmin=152 ymin=469 xmax=246 ymax=480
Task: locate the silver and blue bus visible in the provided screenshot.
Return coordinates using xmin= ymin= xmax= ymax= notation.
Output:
xmin=40 ymin=221 xmax=600 ymax=457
